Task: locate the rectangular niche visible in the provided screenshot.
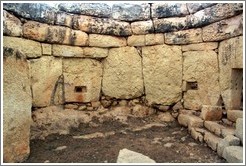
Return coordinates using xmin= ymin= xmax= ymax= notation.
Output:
xmin=231 ymin=69 xmax=243 ymax=110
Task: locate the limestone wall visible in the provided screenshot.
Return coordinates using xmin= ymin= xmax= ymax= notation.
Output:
xmin=2 ymin=2 xmax=243 ymax=162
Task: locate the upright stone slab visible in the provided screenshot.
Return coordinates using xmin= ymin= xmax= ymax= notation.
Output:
xmin=3 ymin=47 xmax=32 ymax=162
xmin=29 ymin=56 xmax=63 ymax=107
xmin=102 ymin=47 xmax=144 ymax=99
xmin=112 ymin=3 xmax=150 ymax=21
xmin=218 ymin=36 xmax=243 ymax=110
xmin=183 ymin=51 xmax=220 ymax=110
xmin=142 ymin=44 xmax=182 ymax=105
xmin=63 ymin=58 xmax=102 ymax=102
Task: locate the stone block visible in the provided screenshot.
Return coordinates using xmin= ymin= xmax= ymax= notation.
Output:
xmin=142 ymin=44 xmax=182 ymax=105
xmin=55 ymin=11 xmax=73 ymax=27
xmin=204 ymin=121 xmax=225 ymax=136
xmin=235 ymin=118 xmax=243 ymax=145
xmin=178 ymin=114 xmax=203 ymax=128
xmin=183 ymin=51 xmax=220 ymax=110
xmin=227 ymin=110 xmax=243 ymax=122
xmin=153 ymin=17 xmax=187 ymax=33
xmin=202 ymin=14 xmax=243 ymax=42
xmin=83 ymin=47 xmax=108 ymax=58
xmin=181 ymin=42 xmax=218 ymax=52
xmin=221 ymin=128 xmax=236 ymax=138
xmin=102 ymin=47 xmax=143 ymax=99
xmin=200 ymin=105 xmax=223 ymax=121
xmin=23 ymin=21 xmax=49 ymax=42
xmin=152 ymin=3 xmax=189 ymax=18
xmin=187 ymin=3 xmax=217 ymax=14
xmin=89 ymin=34 xmax=127 ymax=48
xmin=145 ymin=34 xmax=164 ymax=46
xmin=58 ymin=3 xmax=111 ymax=17
xmin=127 ymin=35 xmax=145 ymax=46
xmin=131 ymin=20 xmax=154 ymax=35
xmin=74 ymin=15 xmax=131 ymax=36
xmin=219 ymin=36 xmax=243 ymax=110
xmin=70 ymin=30 xmax=89 ymax=46
xmin=165 ymin=28 xmax=202 ymax=45
xmin=187 ymin=3 xmax=243 ymax=28
xmin=204 ymin=132 xmax=222 ymax=151
xmin=3 ymin=10 xmax=22 ymax=37
xmin=112 ymin=3 xmax=150 ymax=21
xmin=217 ymin=135 xmax=240 ymax=156
xmin=222 ymin=146 xmax=243 ymax=163
xmin=63 ymin=58 xmax=102 ymax=102
xmin=158 ymin=112 xmax=175 ymax=122
xmin=3 ymin=36 xmax=42 ymax=58
xmin=53 ymin=44 xmax=84 ymax=57
xmin=3 ymin=3 xmax=56 ymax=24
xmin=29 ymin=56 xmax=62 ymax=107
xmin=3 ymin=47 xmax=32 ymax=162
xmin=47 ymin=25 xmax=71 ymax=44
xmin=41 ymin=43 xmax=52 ymax=55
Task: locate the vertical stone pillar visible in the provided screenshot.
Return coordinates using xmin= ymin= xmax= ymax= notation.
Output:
xmin=3 ymin=47 xmax=32 ymax=162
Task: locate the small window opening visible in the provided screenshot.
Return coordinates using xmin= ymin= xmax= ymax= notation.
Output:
xmin=74 ymin=86 xmax=87 ymax=93
xmin=186 ymin=81 xmax=198 ymax=90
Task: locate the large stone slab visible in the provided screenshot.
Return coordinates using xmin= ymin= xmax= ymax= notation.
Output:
xmin=3 ymin=36 xmax=42 ymax=58
xmin=63 ymin=58 xmax=102 ymax=103
xmin=142 ymin=44 xmax=182 ymax=105
xmin=74 ymin=15 xmax=131 ymax=36
xmin=165 ymin=28 xmax=202 ymax=45
xmin=3 ymin=47 xmax=32 ymax=162
xmin=102 ymin=47 xmax=143 ymax=99
xmin=3 ymin=10 xmax=22 ymax=37
xmin=151 ymin=3 xmax=189 ymax=18
xmin=29 ymin=56 xmax=63 ymax=107
xmin=223 ymin=146 xmax=243 ymax=163
xmin=89 ymin=34 xmax=127 ymax=48
xmin=187 ymin=3 xmax=243 ymax=28
xmin=183 ymin=51 xmax=220 ymax=110
xmin=112 ymin=3 xmax=150 ymax=21
xmin=58 ymin=3 xmax=111 ymax=17
xmin=218 ymin=36 xmax=243 ymax=110
xmin=153 ymin=17 xmax=187 ymax=33
xmin=117 ymin=148 xmax=156 ymax=163
xmin=3 ymin=3 xmax=56 ymax=24
xmin=203 ymin=14 xmax=243 ymax=42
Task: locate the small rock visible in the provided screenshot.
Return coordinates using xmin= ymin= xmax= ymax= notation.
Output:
xmin=119 ymin=100 xmax=128 ymax=106
xmin=101 ymin=99 xmax=112 ymax=108
xmin=158 ymin=105 xmax=170 ymax=112
xmin=54 ymin=146 xmax=67 ymax=151
xmin=158 ymin=112 xmax=175 ymax=122
xmin=44 ymin=160 xmax=50 ymax=163
xmin=172 ymin=101 xmax=183 ymax=111
xmin=164 ymin=143 xmax=173 ymax=148
xmin=188 ymin=142 xmax=198 ymax=147
xmin=87 ymin=106 xmax=94 ymax=111
xmin=112 ymin=101 xmax=118 ymax=106
xmin=222 ymin=146 xmax=243 ymax=163
xmin=91 ymin=101 xmax=101 ymax=108
xmin=78 ymin=105 xmax=87 ymax=111
xmin=181 ymin=136 xmax=187 ymax=142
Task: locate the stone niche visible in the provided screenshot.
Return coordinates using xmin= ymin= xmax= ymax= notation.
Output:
xmin=3 ymin=47 xmax=32 ymax=162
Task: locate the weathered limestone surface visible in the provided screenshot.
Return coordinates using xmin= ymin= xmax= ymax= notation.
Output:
xmin=200 ymin=105 xmax=222 ymax=121
xmin=227 ymin=110 xmax=243 ymax=122
xmin=204 ymin=132 xmax=222 ymax=151
xmin=178 ymin=114 xmax=203 ymax=128
xmin=153 ymin=17 xmax=187 ymax=33
xmin=3 ymin=10 xmax=22 ymax=37
xmin=102 ymin=47 xmax=144 ymax=99
xmin=47 ymin=25 xmax=71 ymax=45
xmin=89 ymin=34 xmax=127 ymax=47
xmin=127 ymin=35 xmax=145 ymax=46
xmin=142 ymin=44 xmax=182 ymax=105
xmin=187 ymin=3 xmax=243 ymax=28
xmin=218 ymin=36 xmax=243 ymax=110
xmin=83 ymin=47 xmax=108 ymax=58
xmin=55 ymin=12 xmax=73 ymax=28
xmin=183 ymin=51 xmax=220 ymax=110
xmin=41 ymin=43 xmax=52 ymax=55
xmin=3 ymin=47 xmax=32 ymax=162
xmin=182 ymin=42 xmax=218 ymax=52
xmin=53 ymin=44 xmax=84 ymax=57
xmin=203 ymin=14 xmax=243 ymax=42
xmin=3 ymin=3 xmax=56 ymax=24
xmin=165 ymin=28 xmax=202 ymax=45
xmin=29 ymin=56 xmax=62 ymax=107
xmin=152 ymin=3 xmax=189 ymax=18
xmin=145 ymin=34 xmax=164 ymax=46
xmin=23 ymin=21 xmax=49 ymax=42
xmin=74 ymin=15 xmax=132 ymax=36
xmin=112 ymin=3 xmax=150 ymax=21
xmin=70 ymin=30 xmax=89 ymax=46
xmin=223 ymin=146 xmax=243 ymax=163
xmin=187 ymin=3 xmax=217 ymax=14
xmin=63 ymin=58 xmax=102 ymax=102
xmin=58 ymin=3 xmax=111 ymax=17
xmin=3 ymin=36 xmax=42 ymax=58
xmin=131 ymin=20 xmax=154 ymax=35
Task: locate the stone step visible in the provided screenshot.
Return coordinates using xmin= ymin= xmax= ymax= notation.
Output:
xmin=204 ymin=121 xmax=235 ymax=138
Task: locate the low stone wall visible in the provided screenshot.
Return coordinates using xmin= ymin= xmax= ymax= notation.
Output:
xmin=2 ymin=2 xmax=243 ymax=162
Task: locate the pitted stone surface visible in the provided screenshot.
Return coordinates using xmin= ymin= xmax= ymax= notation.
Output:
xmin=131 ymin=20 xmax=154 ymax=35
xmin=187 ymin=3 xmax=217 ymax=14
xmin=153 ymin=17 xmax=187 ymax=33
xmin=152 ymin=3 xmax=189 ymax=18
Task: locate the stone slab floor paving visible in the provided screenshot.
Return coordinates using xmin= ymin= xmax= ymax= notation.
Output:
xmin=24 ymin=115 xmax=226 ymax=163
